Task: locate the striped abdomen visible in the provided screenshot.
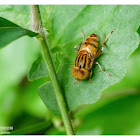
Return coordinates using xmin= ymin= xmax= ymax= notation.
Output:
xmin=75 ymin=51 xmax=91 ymax=71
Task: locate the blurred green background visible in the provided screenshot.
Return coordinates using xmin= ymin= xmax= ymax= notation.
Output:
xmin=0 ymin=5 xmax=140 ymax=135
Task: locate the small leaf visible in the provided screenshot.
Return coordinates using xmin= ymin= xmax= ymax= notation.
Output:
xmin=28 ymin=56 xmax=48 ymax=81
xmin=38 ymin=81 xmax=60 ymax=116
xmin=0 ymin=17 xmax=38 ymax=48
xmin=28 ymin=52 xmax=60 ymax=81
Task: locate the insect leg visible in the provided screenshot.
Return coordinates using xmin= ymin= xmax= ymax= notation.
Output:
xmin=74 ymin=80 xmax=79 ymax=84
xmin=82 ymin=29 xmax=85 ymax=42
xmin=89 ymin=70 xmax=92 ymax=83
xmin=96 ymin=30 xmax=114 ymax=57
xmin=74 ymin=42 xmax=82 ymax=52
xmin=95 ymin=62 xmax=112 ymax=76
xmin=102 ymin=30 xmax=114 ymax=48
xmin=69 ymin=64 xmax=74 ymax=68
xmin=74 ymin=30 xmax=85 ymax=52
xmin=96 ymin=50 xmax=102 ymax=57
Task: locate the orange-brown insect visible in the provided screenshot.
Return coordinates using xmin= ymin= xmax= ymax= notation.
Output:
xmin=71 ymin=30 xmax=114 ymax=84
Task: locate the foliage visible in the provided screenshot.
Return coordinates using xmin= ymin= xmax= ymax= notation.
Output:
xmin=0 ymin=17 xmax=38 ymax=48
xmin=0 ymin=5 xmax=140 ymax=135
xmin=31 ymin=5 xmax=140 ymax=115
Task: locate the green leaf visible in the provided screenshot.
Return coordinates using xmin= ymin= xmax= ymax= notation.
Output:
xmin=103 ymin=44 xmax=140 ymax=93
xmin=0 ymin=17 xmax=38 ymax=48
xmin=0 ymin=5 xmax=31 ymax=29
xmin=38 ymin=81 xmax=60 ymax=116
xmin=38 ymin=5 xmax=140 ymax=115
xmin=28 ymin=52 xmax=60 ymax=81
xmin=28 ymin=56 xmax=48 ymax=81
xmin=75 ymin=93 xmax=140 ymax=135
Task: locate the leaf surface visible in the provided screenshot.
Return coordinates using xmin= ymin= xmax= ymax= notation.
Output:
xmin=0 ymin=17 xmax=38 ymax=48
xmin=28 ymin=56 xmax=48 ymax=81
xmin=28 ymin=52 xmax=60 ymax=81
xmin=36 ymin=5 xmax=140 ymax=115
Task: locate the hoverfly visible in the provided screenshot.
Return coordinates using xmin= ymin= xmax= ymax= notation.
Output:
xmin=71 ymin=30 xmax=114 ymax=84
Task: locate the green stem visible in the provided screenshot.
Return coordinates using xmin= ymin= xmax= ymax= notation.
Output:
xmin=30 ymin=5 xmax=74 ymax=135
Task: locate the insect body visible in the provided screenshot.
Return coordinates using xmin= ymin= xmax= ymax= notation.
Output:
xmin=71 ymin=30 xmax=114 ymax=84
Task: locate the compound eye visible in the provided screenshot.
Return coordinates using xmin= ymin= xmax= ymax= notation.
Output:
xmin=79 ymin=68 xmax=90 ymax=80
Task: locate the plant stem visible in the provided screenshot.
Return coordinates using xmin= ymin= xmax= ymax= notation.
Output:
xmin=30 ymin=5 xmax=74 ymax=135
